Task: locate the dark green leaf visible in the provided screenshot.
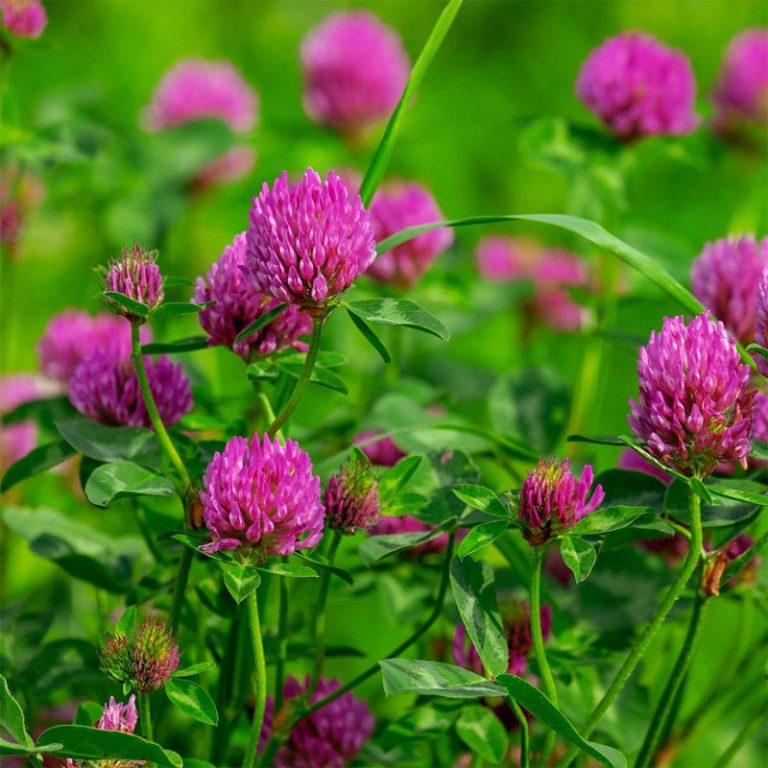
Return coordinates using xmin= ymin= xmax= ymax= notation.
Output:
xmin=85 ymin=461 xmax=176 ymax=507
xmin=0 ymin=737 xmax=61 ymax=757
xmin=380 ymin=659 xmax=504 ymax=699
xmin=234 ymin=303 xmax=288 ymax=344
xmin=165 ymin=679 xmax=218 ymax=725
xmin=164 ymin=276 xmax=194 ymax=288
xmin=455 ymin=705 xmax=508 ymax=765
xmin=1 ymin=395 xmax=74 ymax=427
xmin=346 ymin=299 xmax=449 ymax=341
xmin=346 ymin=309 xmax=392 ymax=363
xmin=56 ymin=417 xmax=161 ymax=467
xmin=378 ymin=456 xmax=423 ymax=498
xmin=458 ymin=521 xmax=509 ymax=559
xmin=601 ymin=513 xmax=676 ymax=550
xmin=295 ymin=553 xmax=354 ymax=586
xmin=221 ymin=564 xmax=261 ymax=604
xmin=495 ymin=675 xmax=626 ymax=768
xmin=751 ymin=439 xmax=768 ymax=460
xmin=75 ymin=702 xmax=104 ymax=727
xmin=665 ymin=479 xmax=763 ymax=528
xmin=358 ymin=0 xmax=464 ymax=204
xmin=116 ymin=606 xmax=138 ymax=635
xmin=36 ymin=725 xmax=182 ymax=767
xmin=0 ymin=674 xmax=32 ymax=747
xmin=559 ymin=537 xmax=597 ymax=582
xmin=450 ymin=556 xmax=507 ymax=676
xmin=569 ymin=506 xmax=652 ymax=536
xmin=103 ymin=291 xmax=150 ymax=318
xmin=452 ymin=485 xmax=508 ymax=518
xmin=567 ymin=434 xmax=626 ymax=447
xmin=142 ymin=336 xmax=210 ymax=355
xmin=173 ymin=661 xmax=215 ymax=678
xmin=153 ymin=302 xmax=207 ymax=318
xmin=596 ymin=469 xmax=669 ymax=515
xmin=383 ymin=492 xmax=428 ymax=517
xmin=256 ymin=562 xmax=318 ymax=579
xmin=747 ymin=342 xmax=768 ymax=361
xmin=0 ymin=440 xmax=75 ymax=492
xmin=358 ymin=517 xmax=455 ymax=566
xmin=708 ymin=484 xmax=768 ymax=507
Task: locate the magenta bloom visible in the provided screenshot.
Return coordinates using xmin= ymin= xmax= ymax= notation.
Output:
xmin=37 ymin=310 xmax=147 ymax=385
xmin=752 ymin=391 xmax=768 ymax=444
xmin=105 ymin=245 xmax=164 ymax=316
xmin=0 ymin=0 xmax=46 ymax=39
xmin=301 ymin=11 xmax=409 ymax=134
xmin=755 ymin=270 xmax=768 ymax=376
xmin=532 ymin=248 xmax=588 ymax=286
xmin=366 ymin=182 xmax=453 ymax=288
xmin=618 ymin=448 xmax=673 ymax=485
xmin=712 ymin=29 xmax=768 ymax=129
xmin=144 ymin=58 xmax=257 ymax=133
xmin=262 ymin=675 xmax=374 ymax=768
xmin=98 ymin=695 xmax=138 ymax=733
xmin=353 ymin=430 xmax=406 ymax=468
xmin=200 ymin=434 xmax=324 ymax=557
xmin=691 ymin=235 xmax=768 ymax=344
xmin=324 ymin=455 xmax=380 ymax=535
xmin=519 ymin=459 xmax=604 ymax=545
xmin=0 ymin=374 xmax=45 ymax=469
xmin=629 ymin=314 xmax=755 ymax=477
xmin=69 ymin=350 xmax=192 ymax=429
xmin=476 ymin=237 xmax=530 ymax=282
xmin=576 ymin=32 xmax=699 ymax=140
xmin=246 ymin=169 xmax=376 ymax=307
xmin=195 ymin=232 xmax=312 ymax=361
xmin=453 ymin=602 xmax=551 ymax=677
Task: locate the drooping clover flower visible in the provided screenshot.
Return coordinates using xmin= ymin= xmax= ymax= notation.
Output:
xmin=261 ymin=675 xmax=374 ymax=768
xmin=144 ymin=58 xmax=258 ymax=133
xmin=200 ymin=434 xmax=324 ymax=557
xmin=0 ymin=0 xmax=46 ymax=39
xmin=452 ymin=602 xmax=551 ymax=677
xmin=629 ymin=313 xmax=755 ymax=477
xmin=246 ymin=169 xmax=376 ymax=308
xmin=0 ymin=374 xmax=47 ymax=469
xmin=38 ymin=310 xmax=147 ymax=385
xmin=576 ymin=32 xmax=699 ymax=140
xmin=519 ymin=458 xmax=605 ymax=545
xmin=712 ymin=29 xmax=768 ymax=131
xmin=353 ymin=430 xmax=406 ymax=468
xmin=755 ymin=269 xmax=768 ymax=377
xmin=366 ymin=182 xmax=453 ymax=288
xmin=301 ymin=11 xmax=409 ymax=134
xmin=691 ymin=235 xmax=768 ymax=344
xmin=195 ymin=232 xmax=312 ymax=361
xmin=105 ymin=245 xmax=164 ymax=317
xmin=101 ymin=619 xmax=180 ymax=693
xmin=324 ymin=454 xmax=380 ymax=534
xmin=69 ymin=350 xmax=192 ymax=429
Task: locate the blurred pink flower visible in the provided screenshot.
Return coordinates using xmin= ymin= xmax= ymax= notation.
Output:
xmin=0 ymin=0 xmax=46 ymax=39
xmin=353 ymin=430 xmax=406 ymax=468
xmin=0 ymin=374 xmax=46 ymax=470
xmin=476 ymin=237 xmax=532 ymax=282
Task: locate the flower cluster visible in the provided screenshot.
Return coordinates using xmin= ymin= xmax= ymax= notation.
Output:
xmin=324 ymin=455 xmax=380 ymax=534
xmin=195 ymin=232 xmax=312 ymax=361
xmin=200 ymin=434 xmax=324 ymax=557
xmin=519 ymin=458 xmax=604 ymax=545
xmin=261 ymin=675 xmax=374 ymax=768
xmin=101 ymin=619 xmax=179 ymax=693
xmin=691 ymin=235 xmax=768 ymax=344
xmin=105 ymin=245 xmax=164 ymax=316
xmin=367 ymin=182 xmax=453 ymax=288
xmin=301 ymin=11 xmax=409 ymax=134
xmin=0 ymin=0 xmax=46 ymax=39
xmin=68 ymin=349 xmax=192 ymax=429
xmin=576 ymin=32 xmax=698 ymax=140
xmin=629 ymin=313 xmax=755 ymax=477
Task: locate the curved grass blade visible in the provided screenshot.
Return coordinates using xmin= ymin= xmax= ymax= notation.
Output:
xmin=358 ymin=0 xmax=464 ymax=205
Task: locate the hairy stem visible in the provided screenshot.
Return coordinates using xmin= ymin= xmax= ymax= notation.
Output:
xmin=558 ymin=486 xmax=703 ymax=767
xmin=635 ymin=588 xmax=709 ymax=767
xmin=311 ymin=531 xmax=342 ymax=691
xmin=138 ymin=692 xmax=153 ymax=741
xmin=243 ymin=588 xmax=267 ymax=768
xmin=267 ymin=315 xmax=324 ymax=438
xmin=509 ymin=698 xmax=530 ymax=768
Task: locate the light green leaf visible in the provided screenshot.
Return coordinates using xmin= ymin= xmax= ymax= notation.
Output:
xmin=221 ymin=564 xmax=261 ymax=604
xmin=85 ymin=461 xmax=176 ymax=507
xmin=165 ymin=679 xmax=218 ymax=725
xmin=452 ymin=485 xmax=508 ymax=518
xmin=173 ymin=661 xmax=215 ymax=678
xmin=153 ymin=302 xmax=207 ymax=318
xmin=346 ymin=299 xmax=449 ymax=341
xmin=358 ymin=517 xmax=455 ymax=566
xmin=346 ymin=309 xmax=392 ymax=363
xmin=103 ymin=291 xmax=150 ymax=318
xmin=559 ymin=537 xmax=597 ymax=582
xmin=0 ymin=674 xmax=33 ymax=747
xmin=455 ymin=705 xmax=508 ymax=764
xmin=380 ymin=659 xmax=504 ymax=699
xmin=234 ymin=303 xmax=288 ymax=344
xmin=255 ymin=562 xmax=318 ymax=579
xmin=569 ymin=506 xmax=653 ymax=536
xmin=458 ymin=521 xmax=509 ymax=559
xmin=0 ymin=440 xmax=75 ymax=492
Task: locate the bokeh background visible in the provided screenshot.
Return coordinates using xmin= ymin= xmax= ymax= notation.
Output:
xmin=2 ymin=1 xmax=767 ymax=766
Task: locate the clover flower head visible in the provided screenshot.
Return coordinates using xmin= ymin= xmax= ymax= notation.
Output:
xmin=246 ymin=169 xmax=376 ymax=308
xmin=576 ymin=32 xmax=699 ymax=139
xmin=519 ymin=458 xmax=604 ymax=545
xmin=0 ymin=0 xmax=46 ymax=39
xmin=691 ymin=235 xmax=768 ymax=344
xmin=69 ymin=350 xmax=192 ymax=429
xmin=200 ymin=434 xmax=324 ymax=557
xmin=629 ymin=313 xmax=755 ymax=477
xmin=755 ymin=269 xmax=768 ymax=376
xmin=324 ymin=454 xmax=380 ymax=534
xmin=301 ymin=11 xmax=409 ymax=133
xmin=366 ymin=182 xmax=453 ymax=288
xmin=195 ymin=232 xmax=312 ymax=361
xmin=105 ymin=245 xmax=164 ymax=316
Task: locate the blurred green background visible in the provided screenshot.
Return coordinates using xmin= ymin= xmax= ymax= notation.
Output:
xmin=1 ymin=1 xmax=767 ymax=766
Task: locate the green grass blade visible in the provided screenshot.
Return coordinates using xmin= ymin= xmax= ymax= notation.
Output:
xmin=358 ymin=0 xmax=464 ymax=206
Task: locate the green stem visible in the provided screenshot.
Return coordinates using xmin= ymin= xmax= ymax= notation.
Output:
xmin=635 ymin=589 xmax=709 ymax=767
xmin=275 ymin=575 xmax=289 ymax=711
xmin=243 ymin=588 xmax=267 ymax=768
xmin=267 ymin=315 xmax=324 ymax=438
xmin=134 ymin=502 xmax=164 ymax=563
xmin=558 ymin=485 xmax=703 ymax=767
xmin=138 ymin=692 xmax=153 ymax=741
xmin=170 ymin=546 xmax=194 ymax=634
xmin=509 ymin=698 xmax=530 ymax=768
xmin=210 ymin=614 xmax=241 ymax=765
xmin=531 ymin=547 xmax=558 ymax=762
xmin=130 ymin=322 xmax=191 ymax=494
xmin=311 ymin=531 xmax=342 ymax=690
xmin=714 ymin=703 xmax=766 ymax=767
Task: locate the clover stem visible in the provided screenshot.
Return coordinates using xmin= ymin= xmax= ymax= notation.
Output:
xmin=138 ymin=691 xmax=153 ymax=741
xmin=243 ymin=588 xmax=267 ymax=768
xmin=509 ymin=698 xmax=530 ymax=768
xmin=275 ymin=574 xmax=289 ymax=711
xmin=311 ymin=531 xmax=342 ymax=691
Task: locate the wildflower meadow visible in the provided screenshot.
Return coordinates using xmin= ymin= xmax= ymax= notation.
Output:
xmin=1 ymin=2 xmax=767 ymax=767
